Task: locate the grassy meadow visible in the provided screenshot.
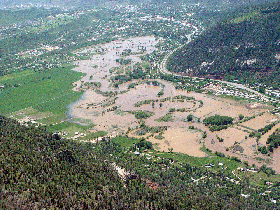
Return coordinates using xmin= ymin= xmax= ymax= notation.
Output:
xmin=0 ymin=66 xmax=84 ymax=116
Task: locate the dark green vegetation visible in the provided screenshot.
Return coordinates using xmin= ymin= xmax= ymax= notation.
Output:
xmin=0 ymin=7 xmax=62 ymax=26
xmin=134 ymin=123 xmax=168 ymax=136
xmin=116 ymin=58 xmax=132 ymax=65
xmin=111 ymin=63 xmax=149 ymax=87
xmin=131 ymin=110 xmax=154 ymax=119
xmin=203 ymin=115 xmax=234 ymax=131
xmin=156 ymin=113 xmax=173 ymax=122
xmin=258 ymin=121 xmax=279 ymax=135
xmin=168 ymin=2 xmax=280 ymax=88
xmin=267 ymin=128 xmax=280 ymax=152
xmin=1 ymin=116 xmax=280 ymax=209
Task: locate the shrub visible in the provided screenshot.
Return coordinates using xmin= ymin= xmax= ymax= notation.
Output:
xmin=187 ymin=114 xmax=193 ymax=122
xmin=258 ymin=146 xmax=268 ymax=154
xmin=169 ymin=108 xmax=175 ymax=112
xmin=231 ymin=156 xmax=241 ymax=162
xmin=215 ymin=151 xmax=225 ymax=157
xmin=202 ymin=131 xmax=207 ymax=139
xmin=132 ymin=111 xmax=154 ymax=119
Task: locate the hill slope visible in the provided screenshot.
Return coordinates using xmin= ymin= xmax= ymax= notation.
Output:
xmin=167 ymin=2 xmax=280 ymax=88
xmin=1 ymin=116 xmax=280 ymax=208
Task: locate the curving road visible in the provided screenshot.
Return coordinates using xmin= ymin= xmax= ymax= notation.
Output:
xmin=159 ymin=26 xmax=198 ymax=76
xmin=158 ymin=27 xmax=271 ymax=102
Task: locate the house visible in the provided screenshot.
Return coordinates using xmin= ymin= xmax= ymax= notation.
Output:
xmin=241 ymin=194 xmax=250 ymax=198
xmin=134 ymin=151 xmax=140 ymax=156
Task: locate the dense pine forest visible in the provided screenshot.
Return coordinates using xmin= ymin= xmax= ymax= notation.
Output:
xmin=168 ymin=2 xmax=280 ymax=88
xmin=1 ymin=115 xmax=280 ymax=209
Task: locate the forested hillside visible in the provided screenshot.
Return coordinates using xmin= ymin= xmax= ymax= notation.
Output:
xmin=168 ymin=2 xmax=280 ymax=88
xmin=1 ymin=115 xmax=280 ymax=209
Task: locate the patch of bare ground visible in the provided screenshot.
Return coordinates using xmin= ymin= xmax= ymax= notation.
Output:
xmin=93 ymin=111 xmax=137 ymax=133
xmin=214 ymin=127 xmax=249 ymax=148
xmin=148 ymin=128 xmax=205 ymax=157
xmin=145 ymin=179 xmax=160 ymax=191
xmin=240 ymin=113 xmax=279 ymax=130
xmin=272 ymin=148 xmax=280 ymax=173
xmin=191 ymin=94 xmax=264 ymax=119
xmin=259 ymin=123 xmax=280 ymax=146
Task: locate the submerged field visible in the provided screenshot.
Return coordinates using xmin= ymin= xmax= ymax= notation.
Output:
xmin=63 ymin=36 xmax=280 ymax=172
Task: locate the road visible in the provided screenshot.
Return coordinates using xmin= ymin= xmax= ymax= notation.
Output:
xmin=158 ymin=27 xmax=271 ymax=102
xmin=159 ymin=25 xmax=198 ymax=76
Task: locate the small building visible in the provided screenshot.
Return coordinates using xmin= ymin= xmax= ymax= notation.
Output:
xmin=271 ymin=199 xmax=277 ymax=204
xmin=241 ymin=194 xmax=250 ymax=198
xmin=134 ymin=151 xmax=140 ymax=156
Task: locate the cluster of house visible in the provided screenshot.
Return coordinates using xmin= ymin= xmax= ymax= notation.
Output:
xmin=108 ymin=2 xmax=202 ymax=41
xmin=266 ymin=89 xmax=280 ymax=100
xmin=204 ymin=83 xmax=269 ymax=102
xmin=17 ymin=44 xmax=62 ymax=58
xmin=73 ymin=131 xmax=117 ymax=143
xmin=18 ymin=116 xmax=38 ymax=127
xmin=236 ymin=167 xmax=258 ymax=173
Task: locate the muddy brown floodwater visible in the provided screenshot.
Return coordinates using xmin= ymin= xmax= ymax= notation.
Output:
xmin=68 ymin=36 xmax=280 ymax=172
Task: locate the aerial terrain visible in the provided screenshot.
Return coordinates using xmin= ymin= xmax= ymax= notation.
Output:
xmin=0 ymin=0 xmax=280 ymax=209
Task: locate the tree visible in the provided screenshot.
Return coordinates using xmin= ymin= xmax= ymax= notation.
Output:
xmin=259 ymin=86 xmax=266 ymax=94
xmin=202 ymin=131 xmax=207 ymax=139
xmin=187 ymin=114 xmax=193 ymax=122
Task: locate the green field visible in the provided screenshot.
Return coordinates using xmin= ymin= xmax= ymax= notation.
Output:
xmin=0 ymin=66 xmax=84 ymax=116
xmin=46 ymin=121 xmax=95 ymax=136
